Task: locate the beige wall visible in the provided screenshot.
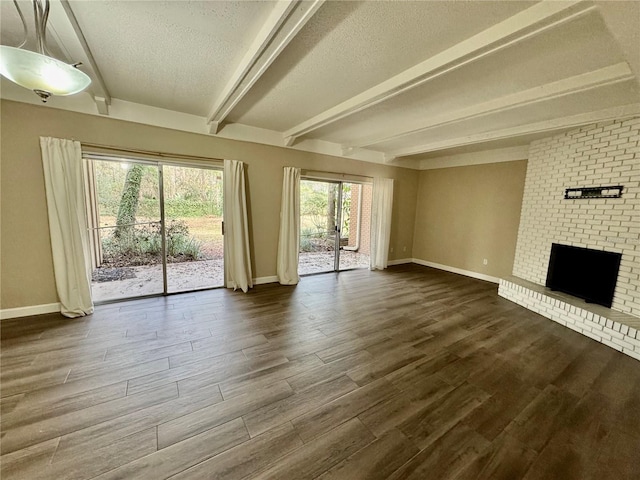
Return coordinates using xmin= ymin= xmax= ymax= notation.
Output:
xmin=412 ymin=160 xmax=527 ymax=279
xmin=0 ymin=100 xmax=419 ymax=310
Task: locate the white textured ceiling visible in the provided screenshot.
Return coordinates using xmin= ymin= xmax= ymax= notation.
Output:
xmin=226 ymin=0 xmax=536 ymax=130
xmin=68 ymin=0 xmax=276 ymax=116
xmin=1 ymin=0 xmax=639 ymax=169
xmin=309 ymin=11 xmax=628 ymax=146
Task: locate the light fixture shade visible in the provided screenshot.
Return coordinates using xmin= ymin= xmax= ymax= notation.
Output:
xmin=0 ymin=45 xmax=91 ymax=96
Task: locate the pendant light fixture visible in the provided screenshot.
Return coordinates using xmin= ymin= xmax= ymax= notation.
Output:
xmin=0 ymin=0 xmax=91 ymax=102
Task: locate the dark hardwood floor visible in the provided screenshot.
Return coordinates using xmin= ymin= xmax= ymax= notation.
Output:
xmin=1 ymin=264 xmax=639 ymax=479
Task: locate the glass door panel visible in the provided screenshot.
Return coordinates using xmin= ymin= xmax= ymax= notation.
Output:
xmin=163 ymin=165 xmax=224 ymax=293
xmin=338 ymin=182 xmax=372 ymax=271
xmin=299 ymin=180 xmax=339 ymax=275
xmin=88 ymin=159 xmax=164 ymax=302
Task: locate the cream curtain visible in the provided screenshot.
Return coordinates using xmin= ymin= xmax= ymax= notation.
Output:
xmin=40 ymin=137 xmax=94 ymax=317
xmin=276 ymin=167 xmax=300 ymax=285
xmin=223 ymin=159 xmax=253 ymax=292
xmin=370 ymin=177 xmax=394 ymax=270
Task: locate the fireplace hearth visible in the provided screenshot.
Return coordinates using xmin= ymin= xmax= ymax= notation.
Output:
xmin=499 ymin=276 xmax=640 ymax=362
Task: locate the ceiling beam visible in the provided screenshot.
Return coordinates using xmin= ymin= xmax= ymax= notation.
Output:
xmin=354 ymin=62 xmax=635 ymax=149
xmin=281 ymin=0 xmax=595 ymax=144
xmin=386 ymin=103 xmax=640 ymax=158
xmin=207 ymin=121 xmax=222 ymax=135
xmin=418 ymin=146 xmax=530 ymax=171
xmin=207 ymin=0 xmax=325 ymax=133
xmin=47 ymin=0 xmax=111 ymax=114
xmin=595 ymin=1 xmax=640 ymax=85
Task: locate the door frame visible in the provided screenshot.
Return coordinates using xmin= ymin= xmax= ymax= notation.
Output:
xmin=83 ymin=153 xmax=225 ymax=303
xmin=299 ymin=176 xmax=371 ymax=275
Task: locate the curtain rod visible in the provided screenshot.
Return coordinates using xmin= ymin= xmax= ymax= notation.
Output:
xmin=300 ymin=169 xmax=373 ymax=181
xmin=80 ymin=142 xmax=223 ymax=163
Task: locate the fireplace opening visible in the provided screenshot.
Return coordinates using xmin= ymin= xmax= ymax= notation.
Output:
xmin=546 ymin=243 xmax=622 ymax=308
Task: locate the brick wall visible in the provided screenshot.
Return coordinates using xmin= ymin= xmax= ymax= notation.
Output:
xmin=513 ymin=117 xmax=640 ymax=317
xmin=348 ymin=184 xmax=360 ymax=247
xmin=359 ymin=184 xmax=372 ymax=256
xmin=346 ymin=183 xmax=372 ymax=255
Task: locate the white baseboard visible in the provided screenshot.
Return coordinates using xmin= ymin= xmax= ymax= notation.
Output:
xmin=0 ymin=264 xmax=496 ymax=319
xmin=387 ymin=258 xmax=413 ymax=266
xmin=254 ymin=276 xmax=279 ymax=285
xmin=0 ymin=302 xmax=61 ymax=320
xmin=410 ymin=258 xmax=500 ymax=284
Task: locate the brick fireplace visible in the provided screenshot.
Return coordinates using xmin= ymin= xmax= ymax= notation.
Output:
xmin=500 ymin=116 xmax=640 ymax=360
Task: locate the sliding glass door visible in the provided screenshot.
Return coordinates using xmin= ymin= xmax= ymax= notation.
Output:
xmin=87 ymin=158 xmax=164 ymax=301
xmin=338 ymin=182 xmax=371 ymax=271
xmin=86 ymin=156 xmax=224 ymax=302
xmin=299 ymin=180 xmax=339 ymax=275
xmin=163 ymin=165 xmax=224 ymax=293
xmin=299 ymin=179 xmax=371 ymax=275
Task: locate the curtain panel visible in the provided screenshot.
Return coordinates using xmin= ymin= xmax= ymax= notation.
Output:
xmin=276 ymin=167 xmax=301 ymax=285
xmin=223 ymin=159 xmax=253 ymax=292
xmin=370 ymin=177 xmax=394 ymax=270
xmin=40 ymin=137 xmax=94 ymax=317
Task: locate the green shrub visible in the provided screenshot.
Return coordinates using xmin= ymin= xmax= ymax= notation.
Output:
xmin=300 ymin=227 xmax=336 ymax=252
xmin=166 ymin=221 xmax=202 ymax=260
xmin=300 ymin=227 xmax=316 ymax=252
xmin=180 ymin=237 xmax=203 ymax=260
xmin=102 ymin=219 xmax=202 ymax=265
xmin=163 ymin=199 xmax=222 ymax=218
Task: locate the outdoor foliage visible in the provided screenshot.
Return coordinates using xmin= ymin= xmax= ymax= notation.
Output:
xmin=300 ymin=181 xmax=332 ymax=233
xmin=164 ymin=220 xmax=203 ymax=260
xmin=340 ymin=187 xmax=351 ymax=238
xmin=299 ymin=181 xmax=352 ymax=252
xmin=101 ymin=220 xmax=203 ymax=267
xmin=114 ymin=164 xmax=145 ymax=239
xmin=300 ymin=227 xmax=334 ymax=252
xmin=94 ymin=161 xmax=223 ymax=219
xmin=93 ymin=161 xmax=219 ymax=267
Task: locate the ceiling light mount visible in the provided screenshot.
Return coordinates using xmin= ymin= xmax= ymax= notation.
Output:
xmin=33 ymin=88 xmax=51 ymax=102
xmin=0 ymin=0 xmax=91 ymax=102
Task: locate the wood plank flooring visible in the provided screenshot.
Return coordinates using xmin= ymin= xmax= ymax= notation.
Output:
xmin=2 ymin=264 xmax=639 ymax=479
